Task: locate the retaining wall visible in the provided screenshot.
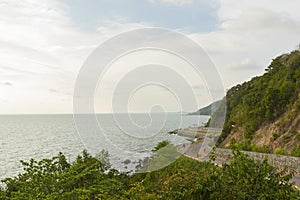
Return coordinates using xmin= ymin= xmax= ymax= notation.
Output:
xmin=215 ymin=148 xmax=300 ymax=174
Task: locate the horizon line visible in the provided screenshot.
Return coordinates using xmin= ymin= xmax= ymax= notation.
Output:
xmin=0 ymin=111 xmax=193 ymax=115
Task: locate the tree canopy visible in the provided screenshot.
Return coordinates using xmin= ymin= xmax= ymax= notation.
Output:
xmin=216 ymin=50 xmax=300 ymax=153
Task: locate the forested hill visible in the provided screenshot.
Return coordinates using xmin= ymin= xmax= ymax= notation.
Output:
xmin=188 ymin=100 xmax=222 ymax=115
xmin=215 ymin=50 xmax=300 ymax=155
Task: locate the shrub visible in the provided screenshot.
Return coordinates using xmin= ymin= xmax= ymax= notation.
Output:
xmin=291 ymin=146 xmax=300 ymax=157
xmin=152 ymin=140 xmax=170 ymax=152
xmin=273 ymin=147 xmax=288 ymax=155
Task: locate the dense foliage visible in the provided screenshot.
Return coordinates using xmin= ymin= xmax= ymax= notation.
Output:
xmin=1 ymin=147 xmax=299 ymax=199
xmin=1 ymin=150 xmax=123 ymax=199
xmin=217 ymin=50 xmax=300 ymax=152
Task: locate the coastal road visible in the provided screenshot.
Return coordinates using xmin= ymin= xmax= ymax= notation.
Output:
xmin=178 ymin=142 xmax=300 ymax=188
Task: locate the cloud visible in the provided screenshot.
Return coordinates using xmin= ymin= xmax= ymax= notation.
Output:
xmin=0 ymin=65 xmax=37 ymax=75
xmin=49 ymin=88 xmax=58 ymax=93
xmin=148 ymin=0 xmax=193 ymax=6
xmin=220 ymin=8 xmax=300 ymax=35
xmin=1 ymin=0 xmax=300 ymax=113
xmin=49 ymin=88 xmax=73 ymax=96
xmin=190 ymin=1 xmax=300 ymax=87
xmin=0 ymin=81 xmax=13 ymax=86
xmin=0 ymin=0 xmax=146 ymax=114
xmin=228 ymin=58 xmax=260 ymax=71
xmin=217 ymin=0 xmax=300 ymax=21
xmin=96 ymin=20 xmax=149 ymax=38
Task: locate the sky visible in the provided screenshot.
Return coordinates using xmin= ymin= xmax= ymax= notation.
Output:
xmin=0 ymin=0 xmax=300 ymax=114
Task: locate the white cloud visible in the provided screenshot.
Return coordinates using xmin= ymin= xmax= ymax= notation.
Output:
xmin=217 ymin=0 xmax=300 ymax=21
xmin=1 ymin=0 xmax=300 ymax=113
xmin=0 ymin=0 xmax=83 ymax=113
xmin=228 ymin=58 xmax=260 ymax=71
xmin=0 ymin=81 xmax=13 ymax=86
xmin=148 ymin=0 xmax=193 ymax=6
xmin=190 ymin=0 xmax=300 ymax=88
xmin=0 ymin=0 xmax=145 ymax=114
xmin=96 ymin=21 xmax=149 ymax=38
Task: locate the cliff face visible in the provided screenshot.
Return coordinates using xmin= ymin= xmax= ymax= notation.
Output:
xmin=221 ymin=104 xmax=300 ymax=152
xmin=214 ymin=50 xmax=300 ymax=153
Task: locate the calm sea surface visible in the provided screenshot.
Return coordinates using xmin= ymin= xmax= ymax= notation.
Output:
xmin=0 ymin=113 xmax=209 ymax=179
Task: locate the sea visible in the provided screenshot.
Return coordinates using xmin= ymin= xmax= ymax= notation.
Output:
xmin=0 ymin=113 xmax=209 ymax=180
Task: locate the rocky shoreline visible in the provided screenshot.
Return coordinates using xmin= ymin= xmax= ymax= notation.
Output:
xmin=168 ymin=126 xmax=208 ymax=139
xmin=168 ymin=126 xmax=222 ymax=141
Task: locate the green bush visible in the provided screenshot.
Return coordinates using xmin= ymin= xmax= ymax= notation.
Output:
xmin=1 ymin=150 xmax=124 ymax=199
xmin=1 ymin=147 xmax=299 ymax=199
xmin=273 ymin=147 xmax=288 ymax=155
xmin=152 ymin=140 xmax=170 ymax=152
xmin=191 ymin=150 xmax=299 ymax=200
xmin=291 ymin=146 xmax=300 ymax=157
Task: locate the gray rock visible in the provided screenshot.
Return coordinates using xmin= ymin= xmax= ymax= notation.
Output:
xmin=123 ymin=159 xmax=131 ymax=165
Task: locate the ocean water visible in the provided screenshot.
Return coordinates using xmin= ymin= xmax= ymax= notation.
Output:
xmin=0 ymin=113 xmax=209 ymax=179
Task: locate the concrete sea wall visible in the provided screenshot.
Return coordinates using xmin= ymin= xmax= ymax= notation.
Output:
xmin=215 ymin=148 xmax=300 ymax=174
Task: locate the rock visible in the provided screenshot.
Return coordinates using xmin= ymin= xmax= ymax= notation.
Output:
xmin=168 ymin=129 xmax=179 ymax=134
xmin=123 ymin=159 xmax=131 ymax=165
xmin=135 ymin=164 xmax=141 ymax=169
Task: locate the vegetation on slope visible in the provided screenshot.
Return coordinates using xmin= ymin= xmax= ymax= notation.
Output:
xmin=188 ymin=100 xmax=222 ymax=116
xmin=216 ymin=50 xmax=300 ymax=154
xmin=0 ymin=147 xmax=299 ymax=199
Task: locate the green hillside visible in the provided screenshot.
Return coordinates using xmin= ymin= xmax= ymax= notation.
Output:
xmin=188 ymin=100 xmax=222 ymax=115
xmin=214 ymin=50 xmax=300 ymax=155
